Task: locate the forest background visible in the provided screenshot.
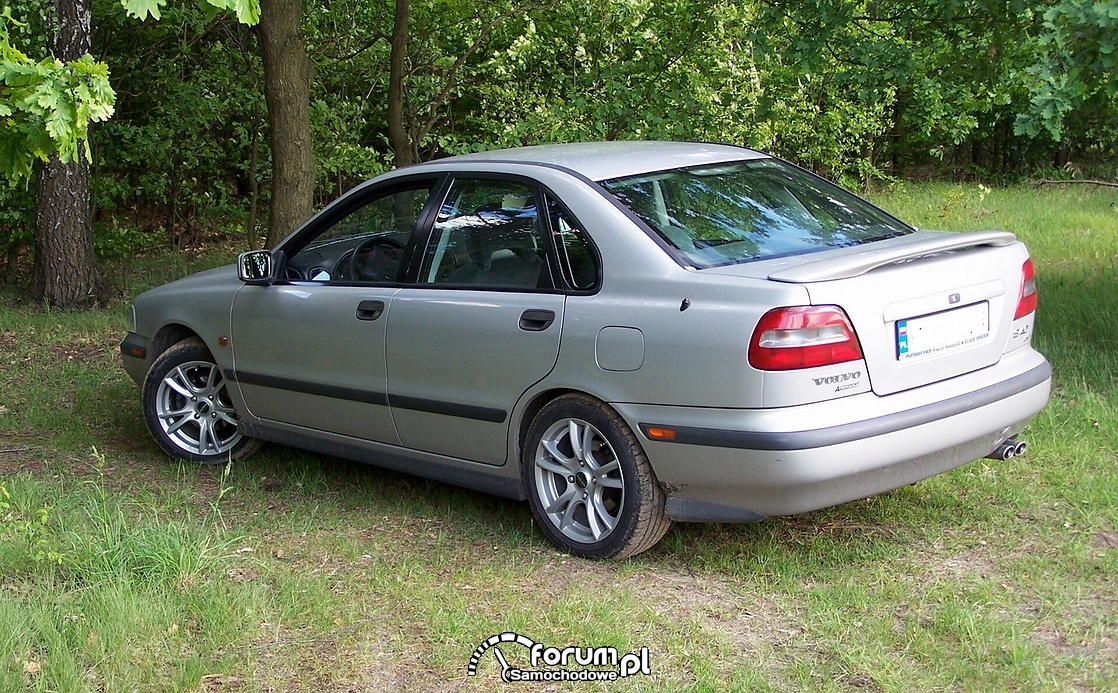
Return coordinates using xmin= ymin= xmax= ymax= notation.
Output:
xmin=1 ymin=0 xmax=1116 ymax=306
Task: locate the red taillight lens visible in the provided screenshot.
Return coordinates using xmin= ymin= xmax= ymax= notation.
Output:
xmin=748 ymin=305 xmax=863 ymax=371
xmin=1014 ymin=258 xmax=1037 ymax=319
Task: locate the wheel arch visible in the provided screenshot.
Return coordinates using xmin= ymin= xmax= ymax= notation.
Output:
xmin=516 ymin=388 xmax=577 ymax=467
xmin=150 ymin=324 xmax=205 ymax=362
xmin=515 ymin=387 xmax=636 ymax=471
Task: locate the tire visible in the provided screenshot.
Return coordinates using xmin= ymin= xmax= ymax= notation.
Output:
xmin=523 ymin=394 xmax=671 ymax=559
xmin=141 ymin=338 xmax=262 ymax=464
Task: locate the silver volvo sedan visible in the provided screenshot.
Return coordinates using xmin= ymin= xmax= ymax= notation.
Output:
xmin=120 ymin=141 xmax=1051 ymax=558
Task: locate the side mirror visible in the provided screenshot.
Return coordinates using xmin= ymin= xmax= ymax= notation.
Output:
xmin=238 ymin=250 xmax=274 ymax=285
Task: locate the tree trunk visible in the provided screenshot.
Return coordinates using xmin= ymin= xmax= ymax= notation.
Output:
xmin=388 ymin=0 xmax=413 ymax=168
xmin=258 ymin=0 xmax=316 ymax=247
xmin=33 ymin=0 xmax=104 ymax=307
xmin=246 ymin=98 xmax=263 ymax=251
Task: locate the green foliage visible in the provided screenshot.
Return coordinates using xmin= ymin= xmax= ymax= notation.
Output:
xmin=0 ymin=478 xmax=65 ymax=569
xmin=0 ymin=184 xmax=32 ymax=253
xmin=7 ymin=0 xmax=1117 ymax=268
xmin=119 ymin=0 xmax=260 ymax=25
xmin=0 ymin=0 xmax=261 ymax=185
xmin=0 ymin=8 xmax=116 ymax=180
xmin=466 ymin=1 xmax=732 ymax=146
xmin=1016 ymin=0 xmax=1118 ymax=140
xmin=93 ymin=4 xmax=268 ymax=233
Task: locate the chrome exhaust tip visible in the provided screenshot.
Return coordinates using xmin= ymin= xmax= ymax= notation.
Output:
xmin=986 ymin=438 xmax=1020 ymax=461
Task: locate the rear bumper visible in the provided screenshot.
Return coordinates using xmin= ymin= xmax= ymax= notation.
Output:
xmin=615 ymin=349 xmax=1051 ymax=522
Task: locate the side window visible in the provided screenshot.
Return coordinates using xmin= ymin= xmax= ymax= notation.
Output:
xmin=418 ymin=178 xmax=552 ymax=289
xmin=286 ymin=183 xmax=433 ymax=283
xmin=547 ymin=196 xmax=598 ymax=291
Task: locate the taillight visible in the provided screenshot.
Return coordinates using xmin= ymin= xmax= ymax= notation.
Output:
xmin=1014 ymin=258 xmax=1037 ymax=319
xmin=749 ymin=305 xmax=863 ymax=371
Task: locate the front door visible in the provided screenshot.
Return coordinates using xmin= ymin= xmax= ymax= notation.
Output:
xmin=230 ymin=180 xmax=438 ymax=444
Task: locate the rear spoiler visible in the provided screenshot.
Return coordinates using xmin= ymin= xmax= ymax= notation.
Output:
xmin=767 ymin=230 xmax=1017 ymax=284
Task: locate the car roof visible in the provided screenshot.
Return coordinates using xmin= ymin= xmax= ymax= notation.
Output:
xmin=417 ymin=141 xmax=767 ymax=182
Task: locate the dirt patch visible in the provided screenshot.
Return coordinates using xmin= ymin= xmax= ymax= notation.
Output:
xmin=936 ymin=549 xmax=998 ymax=580
xmin=1025 ymin=586 xmax=1118 ymax=688
xmin=238 ymin=617 xmax=460 ymax=693
xmin=0 ymin=442 xmax=80 ymax=478
xmin=45 ymin=339 xmax=113 ymax=368
xmin=1092 ymin=531 xmax=1118 ymax=551
xmin=0 ymin=327 xmax=117 ymax=370
xmin=504 ymin=557 xmax=799 ymax=669
xmin=909 ymin=538 xmax=1001 ymax=583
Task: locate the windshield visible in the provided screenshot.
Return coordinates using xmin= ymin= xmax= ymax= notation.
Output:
xmin=602 ymin=159 xmax=912 ymax=268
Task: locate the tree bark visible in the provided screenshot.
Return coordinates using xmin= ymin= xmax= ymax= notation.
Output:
xmin=388 ymin=0 xmax=413 ymax=168
xmin=258 ymin=0 xmax=316 ymax=247
xmin=33 ymin=0 xmax=104 ymax=306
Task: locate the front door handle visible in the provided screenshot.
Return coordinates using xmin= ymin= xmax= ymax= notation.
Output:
xmin=356 ymin=300 xmax=386 ymax=321
xmin=519 ymin=309 xmax=555 ymax=332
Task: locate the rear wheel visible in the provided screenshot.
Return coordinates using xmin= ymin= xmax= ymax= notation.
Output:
xmin=142 ymin=338 xmax=261 ymax=464
xmin=523 ymin=394 xmax=670 ymax=559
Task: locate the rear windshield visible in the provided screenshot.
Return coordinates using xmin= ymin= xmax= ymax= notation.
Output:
xmin=601 ymin=159 xmax=912 ymax=268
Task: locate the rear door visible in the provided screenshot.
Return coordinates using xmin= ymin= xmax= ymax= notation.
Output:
xmin=385 ymin=176 xmax=565 ymax=466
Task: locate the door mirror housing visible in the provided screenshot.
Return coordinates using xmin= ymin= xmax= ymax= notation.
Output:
xmin=238 ymin=250 xmax=275 ymax=285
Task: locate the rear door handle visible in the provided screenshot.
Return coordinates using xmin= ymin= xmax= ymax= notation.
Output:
xmin=519 ymin=309 xmax=555 ymax=332
xmin=356 ymin=300 xmax=386 ymax=321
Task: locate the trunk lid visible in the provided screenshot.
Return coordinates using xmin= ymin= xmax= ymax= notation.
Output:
xmin=708 ymin=230 xmax=1028 ymax=396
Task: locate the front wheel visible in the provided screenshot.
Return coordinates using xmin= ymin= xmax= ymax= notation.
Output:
xmin=141 ymin=338 xmax=261 ymax=464
xmin=523 ymin=394 xmax=670 ymax=559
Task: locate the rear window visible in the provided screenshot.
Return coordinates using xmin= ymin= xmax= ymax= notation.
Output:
xmin=601 ymin=159 xmax=912 ymax=268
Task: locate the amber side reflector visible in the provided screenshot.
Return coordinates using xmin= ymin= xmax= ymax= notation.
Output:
xmin=645 ymin=426 xmax=677 ymax=441
xmin=120 ymin=341 xmax=147 ymax=359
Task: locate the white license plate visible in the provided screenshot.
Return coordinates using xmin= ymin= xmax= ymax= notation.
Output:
xmin=897 ymin=302 xmax=990 ymax=361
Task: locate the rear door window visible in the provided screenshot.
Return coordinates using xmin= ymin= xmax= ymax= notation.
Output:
xmin=417 ymin=178 xmax=554 ymax=290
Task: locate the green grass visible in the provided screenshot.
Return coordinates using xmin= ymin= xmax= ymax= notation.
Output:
xmin=1 ymin=183 xmax=1116 ymax=690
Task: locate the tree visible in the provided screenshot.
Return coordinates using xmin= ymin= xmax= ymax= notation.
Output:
xmin=257 ymin=0 xmax=314 ymax=246
xmin=1 ymin=5 xmax=114 ymax=293
xmin=34 ymin=0 xmax=105 ymax=305
xmin=0 ymin=0 xmax=260 ymax=305
xmin=386 ymin=0 xmax=410 ymax=167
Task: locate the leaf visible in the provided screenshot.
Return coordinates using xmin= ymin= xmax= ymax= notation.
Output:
xmin=201 ymin=0 xmax=259 ymax=26
xmin=119 ymin=0 xmax=164 ymax=21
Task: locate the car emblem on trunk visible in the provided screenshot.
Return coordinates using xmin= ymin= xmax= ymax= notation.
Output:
xmin=949 ymin=293 xmax=961 ymax=304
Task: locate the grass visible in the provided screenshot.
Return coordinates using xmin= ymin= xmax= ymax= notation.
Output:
xmin=1 ymin=182 xmax=1116 ymax=690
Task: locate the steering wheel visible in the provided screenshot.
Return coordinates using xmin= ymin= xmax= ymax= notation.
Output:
xmin=338 ymin=237 xmax=405 ymax=282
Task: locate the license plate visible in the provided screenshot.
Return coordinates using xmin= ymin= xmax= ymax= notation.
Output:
xmin=897 ymin=302 xmax=990 ymax=361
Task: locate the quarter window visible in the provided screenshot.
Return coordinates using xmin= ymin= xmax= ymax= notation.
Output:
xmin=547 ymin=196 xmax=598 ymax=291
